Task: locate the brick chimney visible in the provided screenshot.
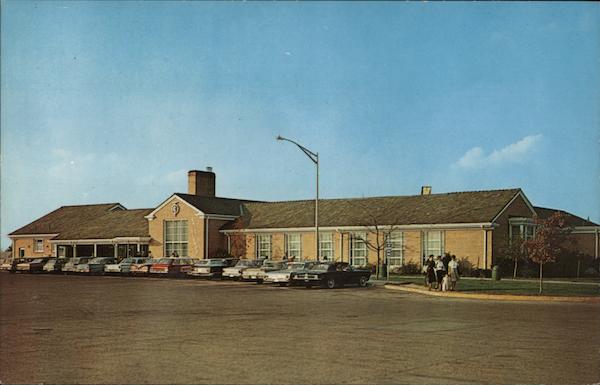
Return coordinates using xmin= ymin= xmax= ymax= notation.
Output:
xmin=188 ymin=168 xmax=215 ymax=197
xmin=421 ymin=186 xmax=432 ymax=195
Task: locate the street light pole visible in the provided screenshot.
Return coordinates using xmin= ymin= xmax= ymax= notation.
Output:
xmin=276 ymin=135 xmax=320 ymax=261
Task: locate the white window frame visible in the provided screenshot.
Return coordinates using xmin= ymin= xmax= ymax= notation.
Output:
xmin=285 ymin=234 xmax=302 ymax=259
xmin=422 ymin=230 xmax=444 ymax=266
xmin=34 ymin=239 xmax=44 ymax=253
xmin=350 ymin=232 xmax=368 ymax=266
xmin=509 ymin=218 xmax=535 ymax=243
xmin=256 ymin=234 xmax=272 ymax=259
xmin=385 ymin=231 xmax=404 ymax=266
xmin=319 ymin=232 xmax=334 ymax=261
xmin=164 ymin=220 xmax=189 ymax=257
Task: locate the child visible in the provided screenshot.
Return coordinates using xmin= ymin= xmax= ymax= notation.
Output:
xmin=441 ymin=273 xmax=450 ymax=292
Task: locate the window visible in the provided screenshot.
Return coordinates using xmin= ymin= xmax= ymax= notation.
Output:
xmin=285 ymin=234 xmax=302 ymax=259
xmin=422 ymin=231 xmax=444 ymax=265
xmin=165 ymin=220 xmax=188 ymax=257
xmin=256 ymin=235 xmax=272 ymax=259
xmin=509 ymin=218 xmax=535 ymax=243
xmin=319 ymin=233 xmax=334 ymax=261
xmin=350 ymin=233 xmax=368 ymax=266
xmin=386 ymin=231 xmax=404 ymax=266
xmin=34 ymin=239 xmax=44 ymax=253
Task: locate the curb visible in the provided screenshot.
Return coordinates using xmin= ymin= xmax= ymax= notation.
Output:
xmin=384 ymin=284 xmax=600 ymax=303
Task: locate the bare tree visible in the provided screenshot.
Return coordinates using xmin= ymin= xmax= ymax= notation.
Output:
xmin=350 ymin=201 xmax=403 ymax=279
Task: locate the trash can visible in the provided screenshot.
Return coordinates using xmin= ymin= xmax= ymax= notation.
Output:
xmin=492 ymin=265 xmax=501 ymax=281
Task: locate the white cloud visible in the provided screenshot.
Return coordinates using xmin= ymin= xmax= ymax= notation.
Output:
xmin=453 ymin=134 xmax=542 ymax=170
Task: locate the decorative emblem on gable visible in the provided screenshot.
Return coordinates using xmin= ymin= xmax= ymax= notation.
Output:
xmin=171 ymin=202 xmax=180 ymax=216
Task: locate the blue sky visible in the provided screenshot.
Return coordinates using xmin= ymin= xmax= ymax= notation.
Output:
xmin=1 ymin=2 xmax=599 ymax=248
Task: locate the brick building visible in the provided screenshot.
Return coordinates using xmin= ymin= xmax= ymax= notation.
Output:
xmin=8 ymin=169 xmax=600 ymax=271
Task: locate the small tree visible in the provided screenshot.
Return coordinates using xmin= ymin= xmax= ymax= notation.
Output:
xmin=228 ymin=217 xmax=247 ymax=257
xmin=523 ymin=212 xmax=572 ymax=294
xmin=498 ymin=237 xmax=527 ymax=279
xmin=351 ymin=202 xmax=402 ymax=279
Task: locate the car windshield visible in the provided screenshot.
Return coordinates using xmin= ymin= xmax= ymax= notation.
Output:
xmin=264 ymin=261 xmax=284 ymax=269
xmin=235 ymin=260 xmax=255 ymax=267
xmin=311 ymin=263 xmax=333 ymax=271
xmin=287 ymin=262 xmax=308 ymax=270
xmin=121 ymin=258 xmax=133 ymax=264
xmin=90 ymin=257 xmax=110 ymax=264
xmin=157 ymin=258 xmax=172 ymax=264
xmin=31 ymin=259 xmax=44 ymax=263
xmin=133 ymin=258 xmax=147 ymax=263
xmin=145 ymin=259 xmax=160 ymax=265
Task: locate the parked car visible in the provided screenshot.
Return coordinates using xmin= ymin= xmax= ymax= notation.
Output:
xmin=149 ymin=258 xmax=194 ymax=277
xmin=105 ymin=257 xmax=148 ymax=275
xmin=188 ymin=258 xmax=236 ymax=279
xmin=263 ymin=261 xmax=314 ymax=286
xmin=62 ymin=257 xmax=92 ymax=273
xmin=43 ymin=258 xmax=69 ymax=273
xmin=289 ymin=262 xmax=371 ymax=289
xmin=76 ymin=257 xmax=117 ymax=275
xmin=242 ymin=260 xmax=286 ymax=283
xmin=14 ymin=257 xmax=50 ymax=273
xmin=222 ymin=259 xmax=263 ymax=280
xmin=8 ymin=258 xmax=27 ymax=273
xmin=130 ymin=258 xmax=158 ymax=276
xmin=0 ymin=258 xmax=14 ymax=272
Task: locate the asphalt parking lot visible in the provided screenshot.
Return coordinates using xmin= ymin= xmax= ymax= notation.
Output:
xmin=1 ymin=273 xmax=599 ymax=384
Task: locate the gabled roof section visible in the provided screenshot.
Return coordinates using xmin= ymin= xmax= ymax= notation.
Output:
xmin=225 ymin=189 xmax=522 ymax=230
xmin=145 ymin=193 xmax=259 ymax=219
xmin=533 ymin=206 xmax=598 ymax=227
xmin=9 ymin=203 xmax=124 ymax=236
xmin=174 ymin=193 xmax=257 ymax=216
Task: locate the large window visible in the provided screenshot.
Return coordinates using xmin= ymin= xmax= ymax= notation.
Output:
xmin=256 ymin=234 xmax=272 ymax=259
xmin=510 ymin=221 xmax=535 ymax=243
xmin=386 ymin=231 xmax=404 ymax=266
xmin=319 ymin=233 xmax=334 ymax=261
xmin=34 ymin=239 xmax=44 ymax=253
xmin=422 ymin=231 xmax=444 ymax=265
xmin=165 ymin=220 xmax=188 ymax=257
xmin=350 ymin=233 xmax=368 ymax=266
xmin=285 ymin=234 xmax=302 ymax=259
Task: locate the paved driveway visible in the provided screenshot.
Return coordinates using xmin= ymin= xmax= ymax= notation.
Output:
xmin=1 ymin=273 xmax=599 ymax=384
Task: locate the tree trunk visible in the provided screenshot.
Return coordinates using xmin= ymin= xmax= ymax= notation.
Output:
xmin=513 ymin=259 xmax=518 ymax=279
xmin=539 ymin=262 xmax=543 ymax=295
xmin=376 ymin=250 xmax=381 ymax=279
xmin=577 ymin=259 xmax=581 ymax=279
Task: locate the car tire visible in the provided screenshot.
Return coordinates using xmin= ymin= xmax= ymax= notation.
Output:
xmin=326 ymin=278 xmax=336 ymax=289
xmin=359 ymin=276 xmax=368 ymax=287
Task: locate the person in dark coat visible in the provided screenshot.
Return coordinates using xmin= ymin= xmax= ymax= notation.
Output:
xmin=425 ymin=255 xmax=436 ymax=291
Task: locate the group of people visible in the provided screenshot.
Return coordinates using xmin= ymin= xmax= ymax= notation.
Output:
xmin=424 ymin=253 xmax=460 ymax=291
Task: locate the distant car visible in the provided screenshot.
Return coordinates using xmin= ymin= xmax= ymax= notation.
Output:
xmin=242 ymin=260 xmax=286 ymax=283
xmin=104 ymin=257 xmax=148 ymax=275
xmin=130 ymin=258 xmax=158 ymax=276
xmin=149 ymin=258 xmax=194 ymax=277
xmin=263 ymin=261 xmax=314 ymax=286
xmin=62 ymin=257 xmax=92 ymax=273
xmin=222 ymin=259 xmax=263 ymax=280
xmin=14 ymin=258 xmax=50 ymax=273
xmin=43 ymin=258 xmax=68 ymax=273
xmin=289 ymin=262 xmax=371 ymax=289
xmin=0 ymin=258 xmax=14 ymax=272
xmin=188 ymin=258 xmax=236 ymax=279
xmin=76 ymin=257 xmax=117 ymax=275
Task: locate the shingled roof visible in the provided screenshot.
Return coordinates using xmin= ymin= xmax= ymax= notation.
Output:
xmin=227 ymin=189 xmax=523 ymax=230
xmin=9 ymin=203 xmax=152 ymax=240
xmin=174 ymin=193 xmax=256 ymax=216
xmin=533 ymin=206 xmax=598 ymax=227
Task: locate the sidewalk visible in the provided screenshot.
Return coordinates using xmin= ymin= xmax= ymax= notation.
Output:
xmin=381 ymin=275 xmax=600 ymax=286
xmin=383 ymin=282 xmax=600 ymax=303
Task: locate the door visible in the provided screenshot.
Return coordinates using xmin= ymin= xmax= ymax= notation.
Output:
xmin=19 ymin=248 xmax=25 ymax=258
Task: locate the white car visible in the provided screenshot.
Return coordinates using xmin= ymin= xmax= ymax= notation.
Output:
xmin=105 ymin=257 xmax=148 ymax=275
xmin=61 ymin=257 xmax=92 ymax=273
xmin=222 ymin=259 xmax=262 ymax=280
xmin=242 ymin=260 xmax=286 ymax=282
xmin=263 ymin=261 xmax=313 ymax=286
